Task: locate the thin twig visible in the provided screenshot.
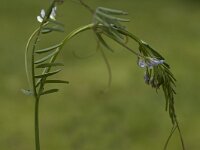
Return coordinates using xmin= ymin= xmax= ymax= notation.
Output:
xmin=164 ymin=124 xmax=177 ymax=150
xmin=99 ymin=46 xmax=112 ymax=91
xmin=175 ymin=119 xmax=186 ymax=150
xmin=79 ymin=0 xmax=94 ymax=14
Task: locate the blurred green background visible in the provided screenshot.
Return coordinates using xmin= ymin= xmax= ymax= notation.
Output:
xmin=1 ymin=0 xmax=200 ymax=149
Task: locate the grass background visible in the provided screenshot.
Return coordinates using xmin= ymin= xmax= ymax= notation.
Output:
xmin=0 ymin=0 xmax=200 ymax=149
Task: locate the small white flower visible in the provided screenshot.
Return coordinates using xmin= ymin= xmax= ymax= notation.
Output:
xmin=50 ymin=7 xmax=57 ymax=20
xmin=37 ymin=9 xmax=45 ymax=23
xmin=37 ymin=7 xmax=57 ymax=23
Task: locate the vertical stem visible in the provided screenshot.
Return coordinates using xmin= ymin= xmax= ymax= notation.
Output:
xmin=32 ymin=25 xmax=41 ymax=150
xmin=35 ymin=97 xmax=40 ymax=150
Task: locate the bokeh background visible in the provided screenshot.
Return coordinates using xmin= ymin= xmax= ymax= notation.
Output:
xmin=1 ymin=0 xmax=200 ymax=149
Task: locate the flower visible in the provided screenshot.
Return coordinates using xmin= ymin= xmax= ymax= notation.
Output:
xmin=138 ymin=58 xmax=147 ymax=68
xmin=37 ymin=9 xmax=45 ymax=23
xmin=138 ymin=57 xmax=164 ymax=68
xmin=50 ymin=7 xmax=57 ymax=20
xmin=37 ymin=7 xmax=57 ymax=23
xmin=148 ymin=58 xmax=164 ymax=67
xmin=144 ymin=72 xmax=150 ymax=84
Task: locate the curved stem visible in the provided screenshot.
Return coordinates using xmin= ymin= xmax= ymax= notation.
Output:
xmin=36 ymin=23 xmax=95 ymax=94
xmin=62 ymin=23 xmax=95 ymax=45
xmin=25 ymin=23 xmax=48 ymax=92
xmin=25 ymin=28 xmax=40 ymax=89
xmin=50 ymin=23 xmax=95 ymax=64
xmin=102 ymin=30 xmax=141 ymax=57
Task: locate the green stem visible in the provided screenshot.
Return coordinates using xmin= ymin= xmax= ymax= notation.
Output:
xmin=164 ymin=124 xmax=177 ymax=150
xmin=35 ymin=98 xmax=40 ymax=150
xmin=175 ymin=119 xmax=185 ymax=150
xmin=79 ymin=0 xmax=94 ymax=14
xmin=99 ymin=48 xmax=112 ymax=90
xmin=36 ymin=23 xmax=95 ymax=89
xmin=32 ymin=30 xmax=41 ymax=150
xmin=25 ymin=28 xmax=40 ymax=89
xmin=102 ymin=30 xmax=141 ymax=56
xmin=30 ymin=20 xmax=48 ymax=150
xmin=62 ymin=23 xmax=95 ymax=45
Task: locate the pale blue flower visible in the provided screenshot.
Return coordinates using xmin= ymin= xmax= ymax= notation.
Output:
xmin=148 ymin=58 xmax=164 ymax=67
xmin=138 ymin=59 xmax=147 ymax=68
xmin=144 ymin=72 xmax=150 ymax=84
xmin=138 ymin=57 xmax=164 ymax=68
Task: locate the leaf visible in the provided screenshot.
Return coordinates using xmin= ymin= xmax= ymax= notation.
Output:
xmin=139 ymin=44 xmax=149 ymax=56
xmin=21 ymin=89 xmax=33 ymax=96
xmin=43 ymin=26 xmax=64 ymax=33
xmin=45 ymin=80 xmax=69 ymax=84
xmin=34 ymin=69 xmax=62 ymax=78
xmin=144 ymin=44 xmax=165 ymax=60
xmin=96 ymin=33 xmax=114 ymax=52
xmin=36 ymin=63 xmax=64 ymax=68
xmin=97 ymin=7 xmax=128 ymax=15
xmin=48 ymin=19 xmax=64 ymax=27
xmin=40 ymin=89 xmax=59 ymax=95
xmin=35 ymin=44 xmax=61 ymax=54
xmin=110 ymin=29 xmax=125 ymax=43
xmin=34 ymin=49 xmax=59 ymax=64
xmin=96 ymin=10 xmax=129 ymax=22
xmin=102 ymin=29 xmax=124 ymax=45
xmin=116 ymin=28 xmax=143 ymax=44
xmin=111 ymin=27 xmax=125 ymax=38
xmin=41 ymin=28 xmax=52 ymax=34
xmin=94 ymin=15 xmax=110 ymax=27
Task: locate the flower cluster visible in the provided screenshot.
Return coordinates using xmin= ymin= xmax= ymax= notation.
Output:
xmin=37 ymin=7 xmax=57 ymax=23
xmin=137 ymin=57 xmax=164 ymax=89
xmin=137 ymin=42 xmax=177 ymax=125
